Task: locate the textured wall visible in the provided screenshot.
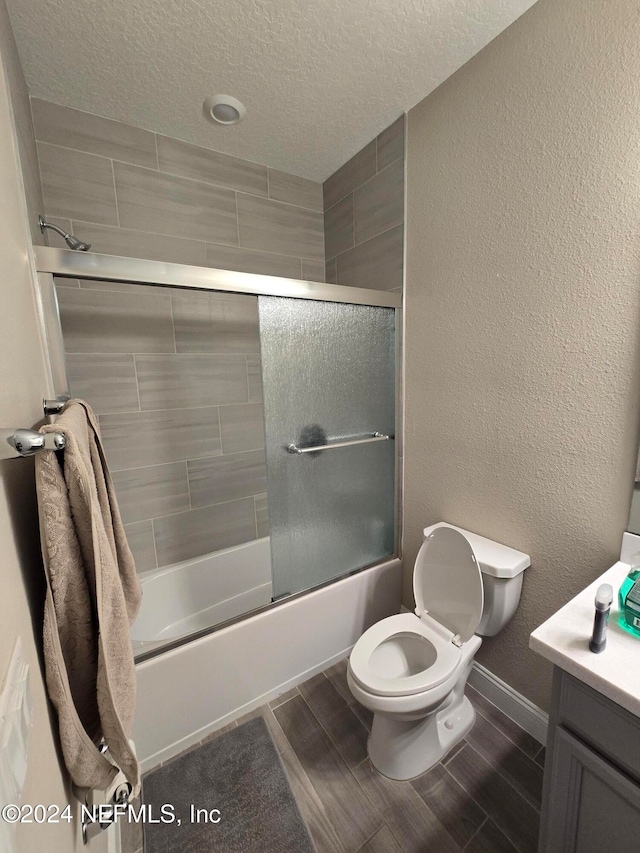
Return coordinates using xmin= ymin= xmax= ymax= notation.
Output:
xmin=34 ymin=99 xmax=325 ymax=281
xmin=54 ymin=276 xmax=268 ymax=573
xmin=405 ymin=0 xmax=640 ymax=710
xmin=6 ymin=0 xmax=537 ymax=180
xmin=324 ymin=116 xmax=404 ymax=292
xmin=0 ymin=7 xmax=104 ymax=850
xmin=0 ymin=0 xmax=43 ymax=245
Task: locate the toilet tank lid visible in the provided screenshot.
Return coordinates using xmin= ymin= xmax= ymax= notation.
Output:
xmin=422 ymin=523 xmax=530 ymax=579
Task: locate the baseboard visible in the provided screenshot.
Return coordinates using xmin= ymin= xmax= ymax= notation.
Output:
xmin=468 ymin=662 xmax=548 ymax=745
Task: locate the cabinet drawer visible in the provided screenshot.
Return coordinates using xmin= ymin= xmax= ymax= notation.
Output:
xmin=558 ymin=672 xmax=640 ymax=782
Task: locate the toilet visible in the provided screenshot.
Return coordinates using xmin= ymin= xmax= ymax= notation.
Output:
xmin=347 ymin=522 xmax=530 ymax=780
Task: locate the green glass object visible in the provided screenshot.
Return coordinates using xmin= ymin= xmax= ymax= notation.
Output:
xmin=618 ymin=567 xmax=640 ymax=638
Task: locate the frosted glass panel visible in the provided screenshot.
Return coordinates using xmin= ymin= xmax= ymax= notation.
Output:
xmin=259 ymin=296 xmax=396 ymax=599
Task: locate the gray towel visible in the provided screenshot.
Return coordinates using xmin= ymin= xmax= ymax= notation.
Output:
xmin=35 ymin=400 xmax=142 ymax=794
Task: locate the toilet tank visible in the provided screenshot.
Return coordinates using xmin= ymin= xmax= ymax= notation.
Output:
xmin=423 ymin=523 xmax=530 ymax=637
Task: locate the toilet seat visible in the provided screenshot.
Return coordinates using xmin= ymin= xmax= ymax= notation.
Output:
xmin=349 ymin=613 xmax=462 ymax=697
xmin=349 ymin=527 xmax=484 ymax=699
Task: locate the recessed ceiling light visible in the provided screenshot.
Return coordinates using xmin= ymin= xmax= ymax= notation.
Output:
xmin=203 ymin=95 xmax=246 ymax=126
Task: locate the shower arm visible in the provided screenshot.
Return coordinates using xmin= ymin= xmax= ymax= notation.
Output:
xmin=38 ymin=216 xmax=91 ymax=251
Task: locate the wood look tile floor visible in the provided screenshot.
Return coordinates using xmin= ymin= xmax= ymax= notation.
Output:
xmin=123 ymin=661 xmax=544 ymax=853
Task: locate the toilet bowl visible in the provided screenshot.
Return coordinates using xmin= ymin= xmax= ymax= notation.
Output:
xmin=347 ymin=522 xmax=530 ymax=780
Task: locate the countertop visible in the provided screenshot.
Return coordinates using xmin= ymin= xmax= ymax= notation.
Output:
xmin=530 ymin=561 xmax=640 ymax=719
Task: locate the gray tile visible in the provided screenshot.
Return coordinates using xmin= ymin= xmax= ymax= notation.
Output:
xmin=354 ymin=158 xmax=404 ymax=245
xmin=135 ymin=354 xmax=248 ymax=410
xmin=114 ymin=161 xmax=238 ymax=244
xmin=38 ymin=142 xmax=118 ymax=226
xmin=100 ymin=407 xmax=221 ymax=470
xmin=353 ymin=759 xmax=459 ymax=853
xmin=466 ymin=685 xmax=541 ymax=759
xmin=255 ymin=493 xmax=269 ymax=538
xmin=324 ymin=139 xmax=376 ymax=210
xmin=65 ymin=353 xmax=139 ymax=415
xmin=323 ymin=659 xmax=353 ymax=705
xmin=32 ymin=99 xmax=157 ymax=168
xmin=411 ymin=762 xmax=486 ymax=848
xmin=466 ymin=819 xmax=519 ymax=853
xmin=219 ymin=402 xmax=265 ymax=453
xmin=351 ymin=703 xmax=374 ymax=732
xmin=153 ymin=497 xmax=256 ymax=565
xmin=325 ymin=193 xmax=355 ymax=259
xmin=280 ymin=748 xmax=348 ymax=853
xmin=123 ymin=520 xmax=157 ymax=574
xmin=376 ymin=116 xmax=404 ymax=171
xmin=301 ymin=259 xmax=325 ymax=282
xmin=112 ymin=462 xmax=190 ymax=525
xmin=187 ymin=449 xmax=266 ymax=508
xmin=206 ymin=242 xmax=302 ymax=279
xmin=56 ymin=287 xmax=175 ymax=354
xmin=66 ymin=221 xmax=208 ymax=266
xmin=274 ymin=696 xmax=381 ymax=850
xmin=325 ymin=256 xmax=337 ymax=284
xmin=237 ymin=193 xmax=324 ymax=261
xmin=268 ymin=687 xmax=300 ymax=710
xmin=336 ymin=224 xmax=403 ymax=291
xmin=464 ymin=704 xmax=544 ymax=810
xmin=171 ymin=291 xmax=260 ymax=354
xmin=247 ymin=355 xmax=263 ymax=403
xmin=357 ymin=825 xmax=402 ymax=853
xmin=157 ymin=134 xmax=267 ymax=196
xmin=443 ymin=739 xmax=467 ymax=765
xmin=298 ymin=673 xmax=368 ymax=768
xmin=79 ymin=278 xmax=162 ymax=297
xmin=446 ymin=744 xmax=539 ymax=853
xmin=268 ymin=169 xmax=323 ymax=211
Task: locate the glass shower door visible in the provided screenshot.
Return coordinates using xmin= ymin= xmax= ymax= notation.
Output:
xmin=258 ymin=296 xmax=396 ymax=600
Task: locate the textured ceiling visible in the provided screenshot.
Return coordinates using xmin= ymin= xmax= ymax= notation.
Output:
xmin=6 ymin=0 xmax=536 ymax=181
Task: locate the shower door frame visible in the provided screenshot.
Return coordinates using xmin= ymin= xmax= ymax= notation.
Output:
xmin=33 ymin=246 xmax=403 ymax=659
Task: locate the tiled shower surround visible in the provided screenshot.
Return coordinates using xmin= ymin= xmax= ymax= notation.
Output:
xmin=54 ymin=275 xmax=268 ymax=573
xmin=34 ymin=98 xmax=326 ymax=279
xmin=323 ymin=116 xmax=404 ymax=292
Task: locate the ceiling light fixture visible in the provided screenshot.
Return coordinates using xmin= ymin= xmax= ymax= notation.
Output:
xmin=203 ymin=95 xmax=246 ymax=126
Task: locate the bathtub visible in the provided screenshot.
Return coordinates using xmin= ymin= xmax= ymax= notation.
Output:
xmin=132 ymin=554 xmax=402 ymax=771
xmin=131 ymin=538 xmax=272 ymax=653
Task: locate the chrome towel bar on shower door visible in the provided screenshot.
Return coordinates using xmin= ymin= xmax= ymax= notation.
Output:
xmin=286 ymin=432 xmax=393 ymax=454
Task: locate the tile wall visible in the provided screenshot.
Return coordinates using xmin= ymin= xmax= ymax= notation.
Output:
xmin=323 ymin=116 xmax=404 ymax=292
xmin=34 ymin=98 xmax=325 ymax=281
xmin=54 ymin=275 xmax=268 ymax=573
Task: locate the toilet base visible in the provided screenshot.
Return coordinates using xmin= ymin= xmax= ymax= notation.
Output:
xmin=367 ymin=693 xmax=476 ymax=781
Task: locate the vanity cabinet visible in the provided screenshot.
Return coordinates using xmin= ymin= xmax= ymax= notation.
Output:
xmin=539 ymin=667 xmax=640 ymax=851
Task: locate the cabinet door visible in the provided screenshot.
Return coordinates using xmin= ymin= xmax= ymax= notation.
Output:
xmin=542 ymin=726 xmax=640 ymax=852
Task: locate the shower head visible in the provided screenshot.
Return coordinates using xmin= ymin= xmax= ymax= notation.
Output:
xmin=64 ymin=234 xmax=92 ymax=252
xmin=38 ymin=215 xmax=91 ymax=251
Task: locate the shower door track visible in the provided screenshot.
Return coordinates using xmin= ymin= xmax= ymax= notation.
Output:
xmin=33 ymin=247 xmax=403 ymax=662
xmin=34 ymin=246 xmax=401 ymax=307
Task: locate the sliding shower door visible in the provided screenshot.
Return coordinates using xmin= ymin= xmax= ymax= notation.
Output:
xmin=259 ymin=296 xmax=396 ymax=600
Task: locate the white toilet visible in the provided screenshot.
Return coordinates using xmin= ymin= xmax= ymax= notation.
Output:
xmin=347 ymin=522 xmax=530 ymax=780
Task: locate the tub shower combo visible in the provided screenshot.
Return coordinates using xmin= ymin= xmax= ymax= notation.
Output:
xmin=35 ymin=247 xmax=402 ymax=769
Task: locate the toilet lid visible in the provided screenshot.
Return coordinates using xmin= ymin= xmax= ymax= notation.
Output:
xmin=413 ymin=527 xmax=483 ymax=644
